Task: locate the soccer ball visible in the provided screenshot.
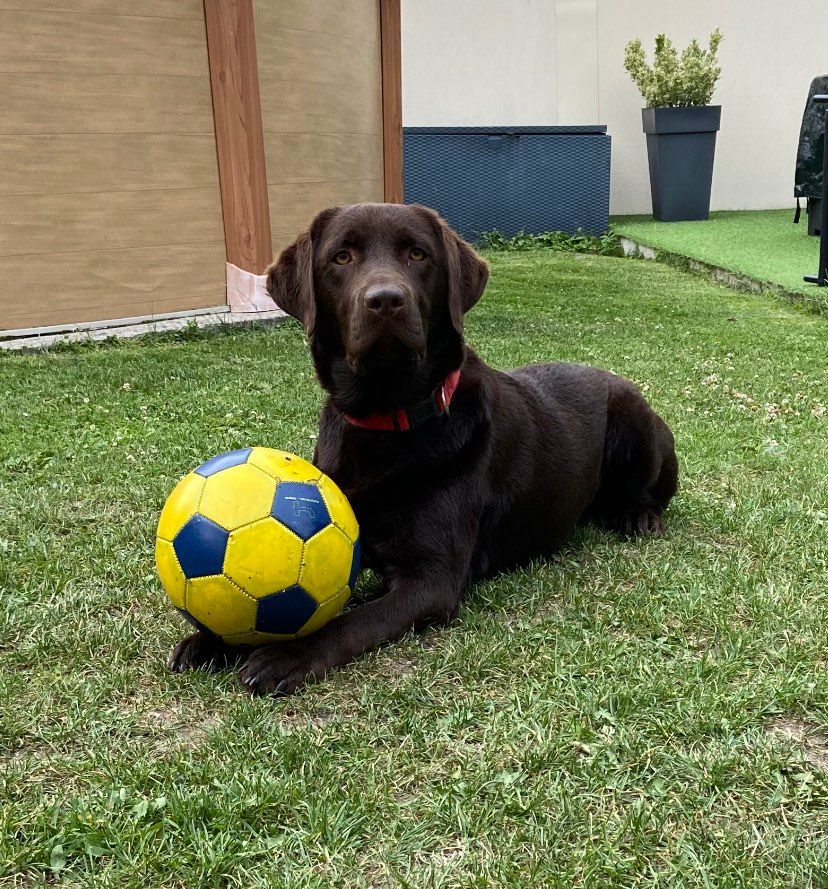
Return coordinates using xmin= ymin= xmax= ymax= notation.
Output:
xmin=155 ymin=447 xmax=360 ymax=645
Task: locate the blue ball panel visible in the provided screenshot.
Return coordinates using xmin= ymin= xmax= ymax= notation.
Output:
xmin=256 ymin=584 xmax=318 ymax=635
xmin=348 ymin=537 xmax=361 ymax=591
xmin=173 ymin=514 xmax=229 ymax=578
xmin=194 ymin=448 xmax=252 ymax=478
xmin=177 ymin=607 xmax=219 ymax=638
xmin=271 ymin=482 xmax=331 ymax=540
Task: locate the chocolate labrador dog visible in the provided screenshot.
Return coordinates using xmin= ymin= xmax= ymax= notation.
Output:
xmin=169 ymin=203 xmax=677 ymax=694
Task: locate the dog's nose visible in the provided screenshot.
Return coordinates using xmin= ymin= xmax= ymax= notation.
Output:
xmin=363 ymin=285 xmax=406 ymax=315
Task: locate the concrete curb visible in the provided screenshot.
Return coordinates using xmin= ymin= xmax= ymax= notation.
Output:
xmin=1 ymin=308 xmax=288 ymax=352
xmin=617 ymin=236 xmax=825 ymax=314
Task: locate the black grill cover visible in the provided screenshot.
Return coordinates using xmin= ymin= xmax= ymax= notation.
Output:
xmin=795 ymin=76 xmax=828 ymax=199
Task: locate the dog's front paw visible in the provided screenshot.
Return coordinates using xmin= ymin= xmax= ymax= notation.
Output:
xmin=622 ymin=508 xmax=665 ymax=537
xmin=237 ymin=641 xmax=322 ymax=696
xmin=167 ymin=631 xmax=244 ymax=673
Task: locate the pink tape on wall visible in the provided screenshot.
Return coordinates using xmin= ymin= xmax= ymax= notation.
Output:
xmin=226 ymin=262 xmax=281 ymax=314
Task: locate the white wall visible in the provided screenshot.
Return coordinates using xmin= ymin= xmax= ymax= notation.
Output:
xmin=402 ymin=0 xmax=559 ymax=127
xmin=598 ymin=0 xmax=827 ymax=214
xmin=402 ymin=0 xmax=827 ymax=214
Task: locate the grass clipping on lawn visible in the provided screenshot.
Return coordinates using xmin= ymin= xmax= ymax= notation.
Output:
xmin=0 ymin=250 xmax=827 ymax=887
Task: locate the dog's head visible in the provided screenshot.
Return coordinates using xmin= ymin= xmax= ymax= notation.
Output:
xmin=266 ymin=203 xmax=488 ymax=412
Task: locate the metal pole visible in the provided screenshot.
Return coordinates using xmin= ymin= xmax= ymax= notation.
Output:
xmin=804 ymin=95 xmax=828 ymax=286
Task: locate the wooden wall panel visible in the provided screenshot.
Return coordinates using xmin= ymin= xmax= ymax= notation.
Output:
xmin=0 ymin=135 xmax=220 ymax=195
xmin=0 ymin=74 xmax=215 ymax=135
xmin=269 ymin=180 xmax=384 ymax=249
xmin=0 ymin=2 xmax=204 ymax=18
xmin=256 ymin=28 xmax=379 ymax=91
xmin=0 ymin=246 xmax=225 ymax=331
xmin=0 ymin=190 xmax=224 ymax=257
xmin=264 ymin=134 xmax=383 ymax=185
xmin=253 ymin=0 xmax=380 ymax=41
xmin=0 ymin=2 xmax=226 ymax=331
xmin=254 ymin=0 xmax=385 ymax=254
xmin=0 ymin=11 xmax=208 ymax=75
xmin=257 ymin=79 xmax=383 ymax=138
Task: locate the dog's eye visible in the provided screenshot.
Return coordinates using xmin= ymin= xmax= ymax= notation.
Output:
xmin=409 ymin=247 xmax=427 ymax=261
xmin=333 ymin=250 xmax=352 ymax=265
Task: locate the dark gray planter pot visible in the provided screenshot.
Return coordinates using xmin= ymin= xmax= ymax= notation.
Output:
xmin=642 ymin=105 xmax=721 ymax=221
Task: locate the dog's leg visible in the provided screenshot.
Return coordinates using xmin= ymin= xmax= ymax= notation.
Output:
xmin=594 ymin=382 xmax=678 ymax=536
xmin=168 ymin=631 xmax=249 ymax=673
xmin=237 ymin=573 xmax=464 ymax=696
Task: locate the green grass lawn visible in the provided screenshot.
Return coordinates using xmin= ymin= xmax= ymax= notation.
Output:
xmin=614 ymin=210 xmax=824 ymax=309
xmin=1 ymin=251 xmax=827 ymax=887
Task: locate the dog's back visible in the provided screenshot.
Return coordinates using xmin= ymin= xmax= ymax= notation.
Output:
xmin=469 ymin=359 xmax=676 ymax=576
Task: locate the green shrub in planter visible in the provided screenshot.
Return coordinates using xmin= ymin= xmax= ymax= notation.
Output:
xmin=624 ymin=30 xmax=723 ymax=108
xmin=623 ymin=30 xmax=724 ymax=221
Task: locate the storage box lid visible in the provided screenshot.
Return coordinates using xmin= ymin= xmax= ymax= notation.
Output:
xmin=404 ymin=125 xmax=607 ymax=136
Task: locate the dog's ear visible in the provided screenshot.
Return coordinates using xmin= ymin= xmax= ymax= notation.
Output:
xmin=266 ymin=232 xmax=314 ymax=334
xmin=416 ymin=206 xmax=488 ymax=334
xmin=445 ymin=229 xmax=489 ymax=334
xmin=265 ymin=207 xmax=340 ymax=336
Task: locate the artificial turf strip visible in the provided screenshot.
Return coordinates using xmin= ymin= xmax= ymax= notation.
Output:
xmin=1 ymin=251 xmax=827 ymax=887
xmin=613 ymin=209 xmax=825 ymax=310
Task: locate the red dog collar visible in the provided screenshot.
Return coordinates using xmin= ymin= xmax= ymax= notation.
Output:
xmin=342 ymin=369 xmax=461 ymax=432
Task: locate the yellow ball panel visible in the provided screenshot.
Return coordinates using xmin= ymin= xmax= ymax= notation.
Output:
xmin=297 ymin=585 xmax=350 ymax=637
xmin=247 ymin=447 xmax=321 ymax=483
xmin=155 ymin=537 xmax=186 ymax=609
xmin=198 ymin=463 xmax=276 ymax=531
xmin=299 ymin=524 xmax=353 ymax=603
xmin=185 ymin=576 xmax=257 ymax=638
xmin=317 ymin=474 xmax=359 ymax=542
xmin=223 ymin=517 xmax=303 ymax=599
xmin=157 ymin=472 xmax=205 ymax=541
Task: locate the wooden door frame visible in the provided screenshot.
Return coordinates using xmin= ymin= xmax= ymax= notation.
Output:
xmin=203 ymin=0 xmax=271 ymax=276
xmin=379 ymin=0 xmax=403 ymax=204
xmin=203 ymin=0 xmax=403 ymax=282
